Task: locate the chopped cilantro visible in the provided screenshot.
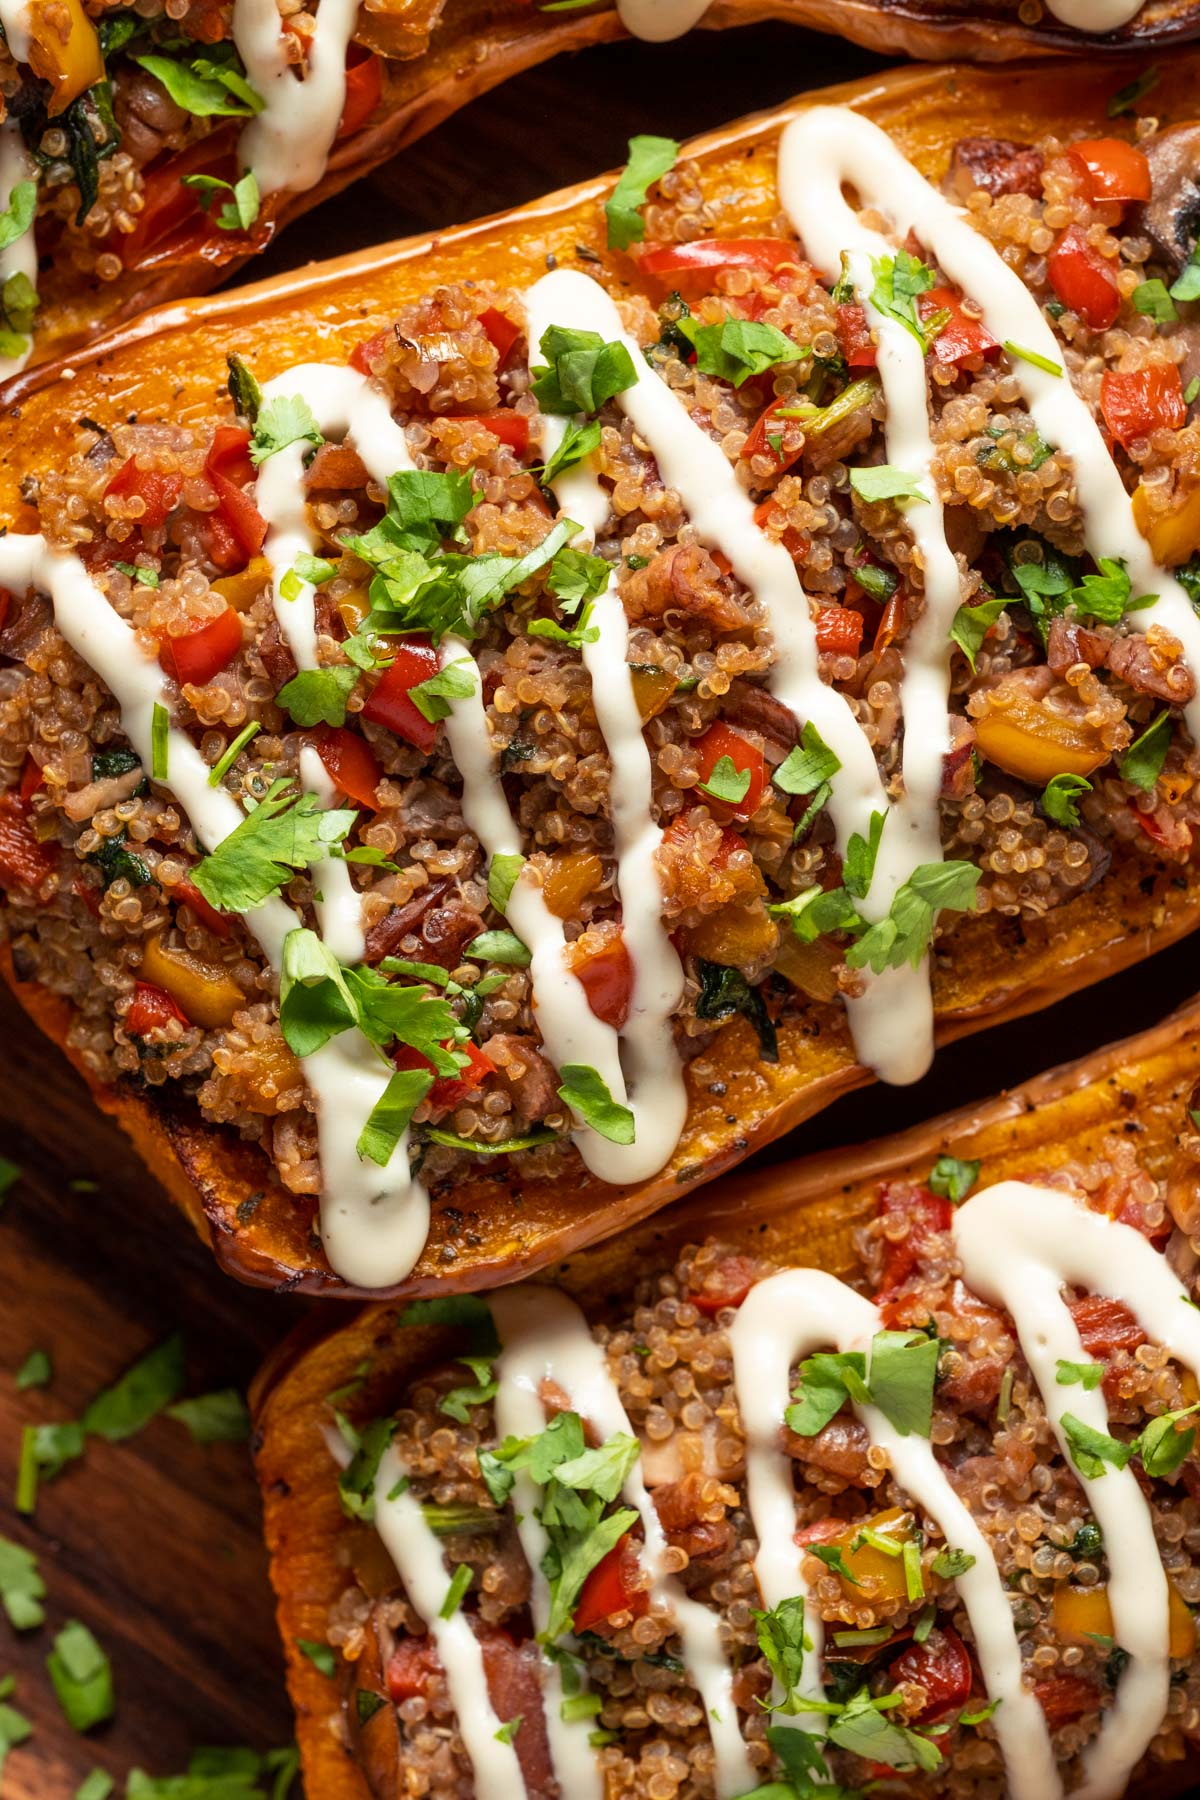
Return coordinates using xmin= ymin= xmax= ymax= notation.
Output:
xmin=276 ymin=667 xmax=358 ymax=728
xmin=296 ymin=1639 xmax=336 ymax=1678
xmin=0 ymin=1536 xmax=45 ymax=1629
xmin=407 ymin=659 xmax=477 ymax=724
xmin=556 ymin=1063 xmax=635 ymax=1144
xmin=849 ymin=464 xmax=927 ymax=506
xmin=191 ymin=781 xmax=356 ymax=912
xmin=1056 ymin=1360 xmax=1105 ymax=1391
xmin=165 ymin=1388 xmax=251 ymax=1443
xmin=249 ymin=393 xmax=323 ymax=465
xmin=949 ymin=595 xmax=1006 ymax=671
xmin=868 ymin=1329 xmax=940 ymax=1438
xmin=605 ymin=134 xmax=678 ymax=251
xmin=1042 ymin=772 xmax=1092 ymax=828
xmin=684 ymin=316 xmax=807 ymax=388
xmin=928 ymin=1155 xmax=979 ymax=1203
xmin=357 ymin=1069 xmax=434 ymax=1167
xmin=15 ymin=1349 xmax=51 ymax=1391
xmin=531 ymin=325 xmax=638 ymax=416
xmin=47 ymin=1620 xmax=114 ymax=1732
xmin=1118 ymin=711 xmax=1172 ymax=791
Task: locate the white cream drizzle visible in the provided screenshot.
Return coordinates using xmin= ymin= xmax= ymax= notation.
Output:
xmin=0 ymin=0 xmax=31 ymax=64
xmin=372 ymin=1445 xmax=527 ymax=1798
xmin=1043 ymin=0 xmax=1144 ymax=30
xmin=232 ymin=0 xmax=357 ymax=198
xmin=367 ymin=1182 xmax=1198 ymax=1796
xmin=615 ymin=0 xmax=711 ymax=39
xmin=0 ymin=118 xmax=38 ymax=380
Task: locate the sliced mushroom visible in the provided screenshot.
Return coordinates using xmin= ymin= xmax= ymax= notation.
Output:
xmin=1128 ymin=122 xmax=1200 ymax=276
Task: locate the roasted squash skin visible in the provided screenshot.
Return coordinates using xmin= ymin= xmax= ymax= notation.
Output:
xmin=7 ymin=57 xmax=1200 ymax=1299
xmin=251 ymin=998 xmax=1200 ymax=1800
xmin=14 ymin=0 xmax=1200 ymax=377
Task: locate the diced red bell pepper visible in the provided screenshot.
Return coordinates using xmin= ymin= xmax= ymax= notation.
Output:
xmin=18 ymin=755 xmax=44 ymax=807
xmin=386 ymin=1637 xmax=441 ymax=1702
xmin=695 ymin=721 xmax=767 ymax=822
xmin=204 ymin=426 xmax=267 ymax=571
xmin=918 ymin=287 xmax=1000 ymax=367
xmin=572 ymin=1533 xmax=648 ymax=1633
xmin=121 ymin=127 xmax=241 ymax=266
xmin=478 ymin=307 xmax=522 ymax=368
xmin=793 ymin=1516 xmax=846 ymax=1549
xmin=1047 ymin=226 xmax=1120 ymax=332
xmin=753 ymin=499 xmax=808 ymax=561
xmin=126 ymin=979 xmax=190 ymax=1036
xmin=836 ymin=302 xmax=877 ymax=369
xmin=0 ymin=792 xmax=54 ymax=891
xmin=105 ymin=457 xmax=182 ymax=533
xmin=889 ymin=1627 xmax=973 ymax=1724
xmin=349 ymin=325 xmax=394 ymax=375
xmin=173 ymin=877 xmax=232 ymax=939
xmin=814 ymin=606 xmax=864 ymax=657
xmin=337 ymin=45 xmax=382 ymax=139
xmin=689 ymin=1252 xmax=757 ymax=1315
xmin=876 ymin=1181 xmax=953 ymax=1294
xmin=1068 ymin=1294 xmax=1147 ymax=1357
xmin=574 ymin=935 xmax=633 ymax=1031
xmin=638 ymin=239 xmax=797 ymax=280
xmin=314 ymin=726 xmax=383 ymax=810
xmin=1065 ymin=138 xmax=1152 ymax=207
xmin=362 ymin=638 xmax=443 ymax=752
xmin=450 ymin=411 xmax=529 ymax=454
xmin=1034 ymin=1674 xmax=1101 ymax=1729
xmin=712 ymin=824 xmax=749 ymax=869
xmin=158 ymin=605 xmax=243 ymax=686
xmin=392 ymin=1039 xmax=495 ymax=1112
xmin=1100 ymin=365 xmax=1186 ymax=449
xmin=874 ymin=593 xmax=905 ymax=657
xmin=743 ymin=396 xmax=802 ymax=473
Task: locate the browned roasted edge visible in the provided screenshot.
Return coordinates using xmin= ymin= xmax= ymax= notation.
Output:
xmin=6 ymin=56 xmax=1200 ymax=1301
xmin=249 ymin=996 xmax=1200 ymax=1800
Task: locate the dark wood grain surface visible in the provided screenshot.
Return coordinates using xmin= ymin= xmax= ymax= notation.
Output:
xmin=0 ymin=20 xmax=1189 ymax=1795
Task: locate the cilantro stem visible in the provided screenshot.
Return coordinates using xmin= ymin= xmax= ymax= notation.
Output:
xmin=207 ymin=719 xmax=262 ymax=788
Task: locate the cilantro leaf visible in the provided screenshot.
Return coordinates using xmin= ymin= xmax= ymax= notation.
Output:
xmin=1133 ymin=279 xmax=1178 ymax=325
xmin=867 ymin=1329 xmax=940 ymax=1438
xmin=843 ymin=809 xmax=886 ymax=900
xmin=488 ymin=852 xmax=525 ymax=914
xmin=357 ymin=1068 xmax=432 ymax=1167
xmin=183 ymin=169 xmax=260 ymax=233
xmin=829 ymin=1687 xmax=940 ymax=1773
xmin=1060 ymin=1412 xmax=1132 ymax=1479
xmin=552 ymin=1434 xmax=641 ymax=1502
xmin=685 ymin=316 xmax=807 ymax=388
xmin=132 ymin=48 xmax=263 ymax=117
xmin=532 ymin=325 xmax=638 ymax=416
xmin=1171 ymin=242 xmax=1200 ymax=304
xmin=191 ymin=781 xmax=357 ymax=912
xmin=165 ymin=1388 xmax=251 ymax=1443
xmin=279 ymin=929 xmax=360 ymax=1056
xmin=773 ymin=722 xmax=840 ymax=799
xmin=1056 ymin=1360 xmax=1105 ymax=1391
xmin=809 ymin=1543 xmax=860 ymax=1586
xmin=276 ymin=667 xmax=358 ymax=727
xmin=605 ymin=134 xmax=679 ymax=252
xmin=83 ymin=1334 xmax=185 ymax=1441
xmin=15 ymin=1349 xmax=51 ymax=1391
xmin=0 ymin=181 xmax=36 ymax=256
xmin=296 ymin=1639 xmax=337 ymax=1678
xmin=1042 ymin=772 xmax=1092 ymax=827
xmin=1118 ymin=710 xmax=1172 ymax=791
xmin=849 ymin=464 xmax=927 ymax=506
xmin=556 ymin=1063 xmax=635 ymax=1144
xmin=47 ymin=1620 xmax=115 ymax=1732
xmin=408 ymin=659 xmax=477 ymax=724
xmin=250 ymin=394 xmax=323 ymax=465
xmin=754 ymin=1596 xmax=811 ymax=1713
xmin=547 ymin=546 xmax=610 ymax=607
xmin=845 ymin=860 xmax=979 ymax=975
xmin=786 ymin=1350 xmax=869 ymax=1436
xmin=543 ymin=419 xmax=601 ymax=485
xmin=869 ymin=250 xmax=937 ymax=347
xmin=337 ymin=1416 xmax=397 ymax=1521
xmin=699 ymin=754 xmax=752 ymax=805
xmin=949 ymin=595 xmax=1006 ymax=671
xmin=930 ymin=1547 xmax=976 ymax=1578
xmin=1135 ymin=1401 xmax=1200 ymax=1477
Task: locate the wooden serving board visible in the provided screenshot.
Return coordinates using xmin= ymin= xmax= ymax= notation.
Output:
xmin=0 ymin=21 xmax=1182 ymax=1794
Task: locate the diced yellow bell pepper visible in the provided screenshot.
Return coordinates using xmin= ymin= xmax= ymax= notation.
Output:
xmin=1053 ymin=1578 xmax=1196 ymax=1660
xmin=27 ymin=0 xmax=104 ymax=115
xmin=975 ymin=701 xmax=1111 ymax=784
xmin=629 ymin=664 xmax=675 ymax=723
xmin=542 ymin=852 xmax=604 ymax=920
xmin=213 ymin=556 xmax=272 ymax=611
xmin=140 ymin=935 xmax=245 ymax=1031
xmin=810 ymin=1506 xmax=914 ymax=1605
xmin=1132 ymin=480 xmax=1200 ymax=568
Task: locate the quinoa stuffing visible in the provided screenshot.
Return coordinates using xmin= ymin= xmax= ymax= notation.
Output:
xmin=3 ymin=113 xmax=1200 ymax=1240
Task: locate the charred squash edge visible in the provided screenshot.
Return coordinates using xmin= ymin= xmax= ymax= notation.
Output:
xmin=6 ymin=55 xmax=1200 ymax=1299
xmin=14 ymin=0 xmax=1200 ymax=376
xmin=249 ymin=996 xmax=1200 ymax=1800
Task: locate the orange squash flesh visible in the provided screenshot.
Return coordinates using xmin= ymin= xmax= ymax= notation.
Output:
xmin=13 ymin=1 xmax=1200 ymax=376
xmin=252 ymin=998 xmax=1200 ymax=1800
xmin=6 ymin=60 xmax=1200 ymax=1300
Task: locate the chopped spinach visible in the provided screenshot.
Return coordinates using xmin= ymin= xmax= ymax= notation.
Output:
xmin=694 ymin=961 xmax=778 ymax=1063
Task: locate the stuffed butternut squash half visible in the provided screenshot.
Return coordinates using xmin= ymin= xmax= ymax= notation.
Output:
xmin=5 ymin=59 xmax=1200 ymax=1296
xmin=252 ymin=999 xmax=1200 ymax=1800
xmin=3 ymin=0 xmax=1200 ymax=392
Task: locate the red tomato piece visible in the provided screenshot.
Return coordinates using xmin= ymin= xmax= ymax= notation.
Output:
xmin=173 ymin=877 xmax=232 ymax=939
xmin=1068 ymin=1294 xmax=1147 ymax=1357
xmin=18 ymin=755 xmax=44 ymax=807
xmin=1100 ymin=365 xmax=1186 ymax=449
xmin=743 ymin=396 xmax=803 ymax=473
xmin=1034 ymin=1673 xmax=1101 ymax=1729
xmin=105 ymin=457 xmax=182 ymax=533
xmin=314 ymin=726 xmax=383 ymax=810
xmin=159 ymin=606 xmax=243 ymax=686
xmin=126 ymin=980 xmax=190 ymax=1036
xmin=572 ymin=1533 xmax=648 ymax=1633
xmin=689 ymin=1252 xmax=758 ymax=1315
xmin=836 ymin=302 xmax=877 ymax=369
xmin=362 ymin=638 xmax=443 ymax=752
xmin=122 ymin=128 xmax=241 ymax=265
xmin=918 ymin=287 xmax=1000 ymax=367
xmin=793 ymin=1516 xmax=846 ymax=1549
xmin=392 ymin=1039 xmax=494 ymax=1112
xmin=638 ymin=239 xmax=797 ymax=280
xmin=337 ymin=45 xmax=382 ymax=139
xmin=386 ymin=1637 xmax=441 ymax=1702
xmin=814 ymin=606 xmax=864 ymax=657
xmin=349 ymin=325 xmax=394 ymax=375
xmin=876 ymin=1181 xmax=953 ymax=1293
xmin=204 ymin=426 xmax=267 ymax=570
xmin=451 ymin=411 xmax=529 ymax=454
xmin=695 ymin=721 xmax=767 ymax=822
xmin=889 ymin=1626 xmax=973 ymax=1724
xmin=73 ymin=875 xmax=102 ymax=918
xmin=1047 ymin=226 xmax=1120 ymax=331
xmin=574 ymin=936 xmax=633 ymax=1031
xmin=478 ymin=307 xmax=522 ymax=368
xmin=0 ymin=792 xmax=54 ymax=891
xmin=1065 ymin=138 xmax=1152 ymax=206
